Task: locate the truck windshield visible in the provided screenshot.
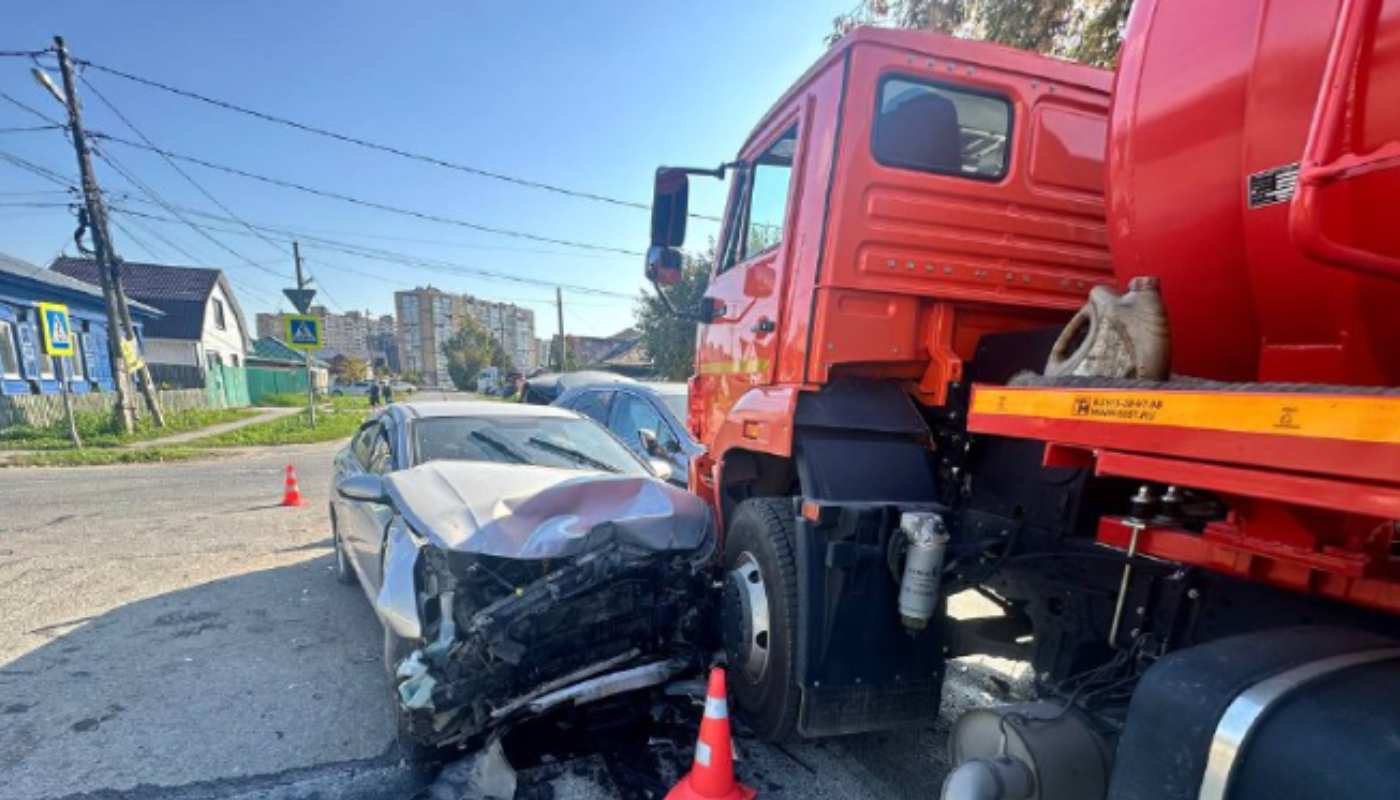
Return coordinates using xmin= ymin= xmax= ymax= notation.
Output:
xmin=873 ymin=76 xmax=1011 ymax=180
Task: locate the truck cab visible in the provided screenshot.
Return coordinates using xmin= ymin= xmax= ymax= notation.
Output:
xmin=657 ymin=29 xmax=1112 ymax=523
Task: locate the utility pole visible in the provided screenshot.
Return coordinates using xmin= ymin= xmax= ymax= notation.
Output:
xmin=48 ymin=36 xmax=135 ymax=432
xmin=555 ymin=286 xmax=567 ymax=372
xmin=293 ymin=241 xmax=316 ymax=427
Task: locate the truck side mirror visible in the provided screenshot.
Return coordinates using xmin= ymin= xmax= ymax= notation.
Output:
xmin=698 ymin=296 xmax=725 ymax=324
xmin=650 ymin=168 xmax=689 ymax=248
xmin=645 ymin=245 xmax=683 ymax=286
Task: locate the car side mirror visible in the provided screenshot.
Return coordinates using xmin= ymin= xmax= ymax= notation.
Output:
xmin=638 ymin=428 xmax=662 ymax=457
xmin=648 ymin=458 xmax=675 ymax=483
xmin=337 ymin=474 xmax=389 ymax=504
xmin=651 ymin=168 xmax=689 ymax=248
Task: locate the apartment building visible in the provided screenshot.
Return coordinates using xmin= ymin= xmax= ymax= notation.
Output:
xmin=254 ymin=307 xmax=398 ymax=368
xmin=395 ymin=287 xmax=538 ymax=387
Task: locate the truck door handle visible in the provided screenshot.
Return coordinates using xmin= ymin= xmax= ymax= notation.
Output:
xmin=751 ymin=318 xmax=775 ymax=335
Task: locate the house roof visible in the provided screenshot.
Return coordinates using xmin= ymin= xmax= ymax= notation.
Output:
xmin=51 ymin=257 xmax=249 ymax=345
xmin=250 ymin=336 xmax=328 ymax=367
xmin=0 ymin=251 xmax=160 ymax=316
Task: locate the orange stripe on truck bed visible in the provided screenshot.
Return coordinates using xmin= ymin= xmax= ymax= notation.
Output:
xmin=970 ymin=387 xmax=1400 ymax=445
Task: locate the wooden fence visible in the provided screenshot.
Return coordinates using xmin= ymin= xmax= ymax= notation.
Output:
xmin=0 ymin=388 xmax=209 ymax=429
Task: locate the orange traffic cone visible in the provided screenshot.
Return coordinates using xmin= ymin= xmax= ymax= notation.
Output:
xmin=280 ymin=464 xmax=305 ymax=507
xmin=666 ymin=668 xmax=757 ymax=800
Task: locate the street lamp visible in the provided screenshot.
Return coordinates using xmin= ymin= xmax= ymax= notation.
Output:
xmin=31 ymin=66 xmax=67 ymax=106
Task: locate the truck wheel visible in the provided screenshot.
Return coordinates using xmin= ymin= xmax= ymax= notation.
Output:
xmin=722 ymin=497 xmax=801 ymax=741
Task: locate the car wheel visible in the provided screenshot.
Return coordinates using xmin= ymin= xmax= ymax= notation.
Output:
xmin=384 ymin=630 xmax=447 ymax=772
xmin=331 ymin=511 xmax=356 ymax=585
xmin=722 ymin=497 xmax=801 ymax=741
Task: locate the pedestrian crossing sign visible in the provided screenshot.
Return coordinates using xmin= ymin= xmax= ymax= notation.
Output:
xmin=285 ymin=314 xmax=322 ymax=351
xmin=37 ymin=302 xmax=75 ymax=357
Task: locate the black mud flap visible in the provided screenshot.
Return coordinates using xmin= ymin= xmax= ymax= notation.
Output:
xmin=792 ymin=502 xmax=946 ymax=737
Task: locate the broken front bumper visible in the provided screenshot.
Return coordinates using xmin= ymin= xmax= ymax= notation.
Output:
xmin=374 ymin=474 xmax=719 ymax=749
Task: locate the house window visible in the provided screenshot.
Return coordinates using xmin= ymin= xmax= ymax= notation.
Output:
xmin=68 ymin=331 xmax=86 ymax=380
xmin=872 ymin=76 xmax=1012 ymax=181
xmin=206 ymin=351 xmax=222 ymax=370
xmin=229 ymin=354 xmax=240 ymax=368
xmin=212 ymin=298 xmax=227 ymax=330
xmin=0 ymin=320 xmax=20 ymax=378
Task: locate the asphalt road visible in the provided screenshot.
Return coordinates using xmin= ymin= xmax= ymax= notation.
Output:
xmin=0 ymin=393 xmax=1028 ymax=800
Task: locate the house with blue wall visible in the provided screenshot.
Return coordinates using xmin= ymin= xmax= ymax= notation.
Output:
xmin=0 ymin=251 xmax=160 ymax=397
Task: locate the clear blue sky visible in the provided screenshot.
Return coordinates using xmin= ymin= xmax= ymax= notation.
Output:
xmin=0 ymin=1 xmax=853 ymax=339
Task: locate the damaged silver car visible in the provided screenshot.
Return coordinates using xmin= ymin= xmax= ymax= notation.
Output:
xmin=330 ymin=402 xmax=716 ymax=763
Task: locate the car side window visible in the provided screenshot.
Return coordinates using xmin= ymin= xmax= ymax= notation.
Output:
xmin=610 ymin=394 xmax=675 ymax=455
xmin=571 ymin=390 xmax=614 ymax=424
xmin=367 ymin=430 xmax=394 ymax=475
xmin=351 ymin=422 xmax=378 ymax=467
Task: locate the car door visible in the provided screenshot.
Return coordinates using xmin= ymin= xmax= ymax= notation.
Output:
xmin=609 ymin=392 xmax=686 ymax=484
xmin=344 ymin=418 xmax=399 ymax=594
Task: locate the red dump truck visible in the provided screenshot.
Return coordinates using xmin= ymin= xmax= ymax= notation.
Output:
xmin=644 ymin=1 xmax=1400 ymax=797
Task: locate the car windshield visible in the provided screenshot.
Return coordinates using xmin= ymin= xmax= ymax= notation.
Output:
xmin=411 ymin=414 xmax=651 ymax=476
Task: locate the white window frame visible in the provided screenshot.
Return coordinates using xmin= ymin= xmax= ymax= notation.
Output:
xmin=0 ymin=319 xmax=21 ymax=379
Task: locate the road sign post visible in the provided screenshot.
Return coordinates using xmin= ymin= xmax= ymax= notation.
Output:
xmin=285 ymin=313 xmax=322 ymax=427
xmin=38 ymin=302 xmax=81 ymax=449
xmin=285 ymin=242 xmax=320 ymax=427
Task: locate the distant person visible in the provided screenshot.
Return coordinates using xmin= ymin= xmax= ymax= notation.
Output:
xmin=368 ymin=381 xmax=382 ymax=408
xmin=382 ymin=381 xmax=394 ymax=404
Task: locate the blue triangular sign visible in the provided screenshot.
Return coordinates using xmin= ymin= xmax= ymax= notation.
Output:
xmin=291 ymin=320 xmax=317 ymax=344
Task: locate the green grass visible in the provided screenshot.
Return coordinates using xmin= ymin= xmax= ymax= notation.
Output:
xmin=256 ymin=392 xmax=310 ymax=407
xmin=5 ymin=446 xmax=214 ymax=467
xmin=327 ymin=395 xmax=370 ymax=411
xmin=191 ymin=406 xmax=367 ymax=447
xmin=0 ymin=407 xmax=257 ymax=451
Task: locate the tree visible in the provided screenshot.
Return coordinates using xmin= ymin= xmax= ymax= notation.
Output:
xmin=828 ymin=0 xmax=1133 ymax=68
xmin=343 ymin=357 xmax=369 ymax=382
xmin=444 ymin=315 xmax=512 ymax=391
xmin=635 ymin=251 xmax=712 ymax=381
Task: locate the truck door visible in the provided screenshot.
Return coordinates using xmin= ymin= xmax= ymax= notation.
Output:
xmin=695 ymin=124 xmax=799 ymax=412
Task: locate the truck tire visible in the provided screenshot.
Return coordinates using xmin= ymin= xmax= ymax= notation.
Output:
xmin=722 ymin=497 xmax=801 ymax=741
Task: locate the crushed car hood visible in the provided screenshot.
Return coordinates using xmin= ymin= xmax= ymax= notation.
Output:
xmin=383 ymin=461 xmax=712 ymax=559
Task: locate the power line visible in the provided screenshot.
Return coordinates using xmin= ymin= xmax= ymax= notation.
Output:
xmin=89 ymin=142 xmax=285 ymax=279
xmin=78 ymin=73 xmax=291 ymax=259
xmin=90 ymin=131 xmax=644 ymax=256
xmin=0 ymin=49 xmax=51 ymax=58
xmin=0 ymin=124 xmax=64 ymax=134
xmin=0 ymin=89 xmax=65 ymax=126
xmin=115 ymin=194 xmax=627 ymax=260
xmin=109 ymin=212 xmax=281 ymax=306
xmin=76 ymin=58 xmax=720 ymax=222
xmin=0 ymin=147 xmax=76 ymax=187
xmin=109 ymin=204 xmax=639 ymax=300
